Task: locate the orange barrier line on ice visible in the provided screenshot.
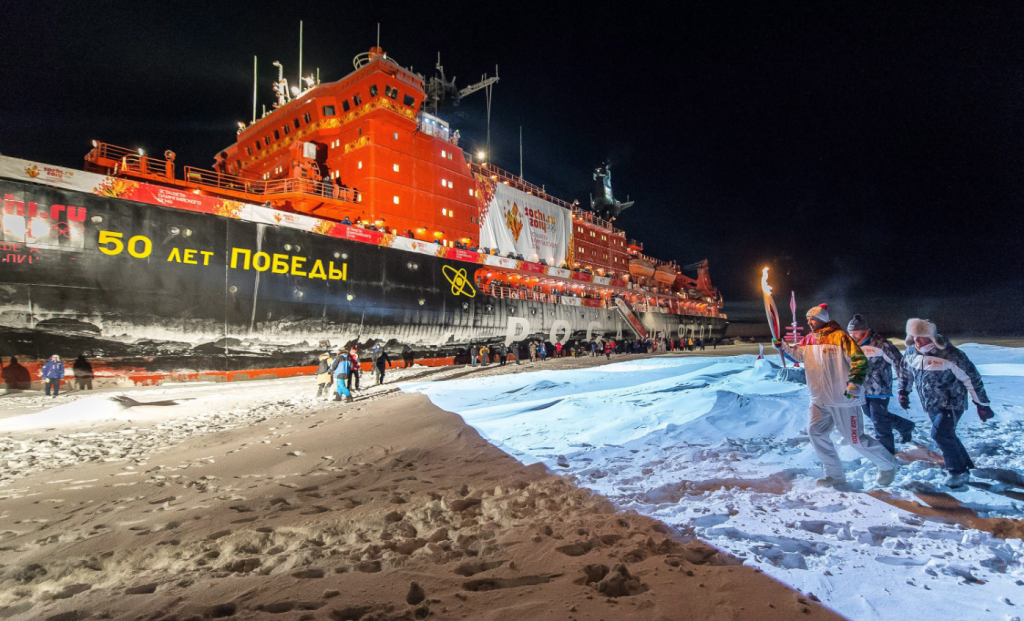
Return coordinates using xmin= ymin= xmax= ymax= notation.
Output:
xmin=1 ymin=356 xmax=462 ymax=389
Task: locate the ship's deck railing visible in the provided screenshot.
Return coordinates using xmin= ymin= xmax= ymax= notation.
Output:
xmin=485 ymin=284 xmax=610 ymax=308
xmin=472 ymin=163 xmax=576 ymax=210
xmin=183 ymin=167 xmax=359 ymax=203
xmin=570 ymin=208 xmax=624 ymax=236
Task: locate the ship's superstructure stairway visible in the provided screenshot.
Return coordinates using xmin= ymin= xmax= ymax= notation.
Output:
xmin=615 ymin=298 xmax=648 ymax=339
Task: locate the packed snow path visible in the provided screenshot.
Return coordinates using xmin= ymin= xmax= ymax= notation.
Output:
xmin=406 ymin=345 xmax=1024 ymax=621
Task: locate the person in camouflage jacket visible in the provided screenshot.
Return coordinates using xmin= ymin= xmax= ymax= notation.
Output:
xmin=898 ymin=318 xmax=993 ymax=488
xmin=847 ymin=314 xmax=915 ymax=455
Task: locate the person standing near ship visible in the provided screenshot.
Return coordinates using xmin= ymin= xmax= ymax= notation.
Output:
xmin=529 ymin=341 xmax=537 ymax=363
xmin=774 ymin=304 xmax=898 ymax=487
xmin=347 ymin=347 xmax=361 ymax=393
xmin=847 ymin=314 xmax=915 ymax=455
xmin=41 ymin=354 xmax=64 ymax=397
xmin=471 ymin=344 xmax=480 ymax=367
xmin=315 ymin=351 xmax=333 ymax=398
xmin=898 ymin=318 xmax=993 ymax=489
xmin=374 ymin=348 xmax=392 ymax=384
xmin=329 ymin=348 xmax=353 ymax=402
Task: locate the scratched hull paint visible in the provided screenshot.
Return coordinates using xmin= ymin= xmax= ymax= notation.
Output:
xmin=0 ymin=179 xmax=726 ymax=381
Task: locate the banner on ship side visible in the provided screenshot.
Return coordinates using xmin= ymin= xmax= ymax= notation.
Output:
xmin=475 ymin=175 xmax=571 ymax=267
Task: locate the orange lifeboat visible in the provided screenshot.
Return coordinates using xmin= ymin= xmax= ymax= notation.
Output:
xmin=629 ymin=258 xmax=655 ymax=278
xmin=654 ymin=264 xmax=677 ymax=284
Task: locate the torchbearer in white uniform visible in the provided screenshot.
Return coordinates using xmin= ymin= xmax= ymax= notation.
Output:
xmin=775 ymin=304 xmax=898 ymax=487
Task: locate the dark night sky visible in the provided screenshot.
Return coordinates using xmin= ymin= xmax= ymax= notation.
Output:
xmin=2 ymin=1 xmax=1022 ymax=334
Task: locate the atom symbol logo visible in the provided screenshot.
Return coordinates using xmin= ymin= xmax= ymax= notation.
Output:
xmin=442 ymin=265 xmax=476 ymax=297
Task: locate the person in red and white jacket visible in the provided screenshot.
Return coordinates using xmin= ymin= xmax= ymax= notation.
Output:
xmin=775 ymin=304 xmax=898 ymax=488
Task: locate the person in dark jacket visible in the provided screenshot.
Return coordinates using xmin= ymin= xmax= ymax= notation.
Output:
xmin=329 ymin=348 xmax=353 ymax=402
xmin=470 ymin=344 xmax=479 ymax=367
xmin=498 ymin=343 xmax=508 ymax=366
xmin=315 ymin=352 xmax=332 ymax=398
xmin=41 ymin=354 xmax=64 ymax=397
xmin=848 ymin=314 xmax=915 ymax=455
xmin=898 ymin=318 xmax=993 ymax=489
xmin=374 ymin=348 xmax=392 ymax=385
xmin=72 ymin=354 xmax=94 ymax=390
xmin=347 ymin=347 xmax=361 ymax=392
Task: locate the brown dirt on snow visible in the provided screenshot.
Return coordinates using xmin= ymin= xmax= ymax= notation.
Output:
xmin=0 ymin=392 xmax=842 ymax=620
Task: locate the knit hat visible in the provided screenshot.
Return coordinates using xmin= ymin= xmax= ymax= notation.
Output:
xmin=806 ymin=303 xmax=830 ymax=323
xmin=847 ymin=313 xmax=868 ymax=332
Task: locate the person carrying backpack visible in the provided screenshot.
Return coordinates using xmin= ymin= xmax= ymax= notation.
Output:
xmin=329 ymin=348 xmax=353 ymax=402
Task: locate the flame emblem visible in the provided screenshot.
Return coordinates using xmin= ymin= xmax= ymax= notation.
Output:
xmin=503 ymin=202 xmax=524 ymax=242
xmin=24 ymin=165 xmax=40 ymax=179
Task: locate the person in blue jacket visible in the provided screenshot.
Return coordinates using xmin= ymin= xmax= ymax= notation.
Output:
xmin=41 ymin=354 xmax=64 ymax=397
xmin=329 ymin=348 xmax=353 ymax=403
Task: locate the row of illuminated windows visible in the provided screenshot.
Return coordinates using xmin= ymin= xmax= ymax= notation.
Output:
xmin=574 ymin=226 xmax=613 ymax=243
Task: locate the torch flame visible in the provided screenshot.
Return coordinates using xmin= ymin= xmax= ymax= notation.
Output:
xmin=760 ymin=267 xmax=773 ymax=296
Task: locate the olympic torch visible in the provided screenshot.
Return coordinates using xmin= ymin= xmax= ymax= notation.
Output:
xmin=760 ymin=267 xmax=785 ymax=368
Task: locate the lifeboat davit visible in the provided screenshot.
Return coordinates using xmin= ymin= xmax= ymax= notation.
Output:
xmin=654 ymin=264 xmax=677 ymax=284
xmin=629 ymin=258 xmax=655 ymax=278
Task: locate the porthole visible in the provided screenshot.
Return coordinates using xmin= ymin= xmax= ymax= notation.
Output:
xmin=228 ymin=285 xmax=238 ymax=294
xmin=418 ymin=299 xmax=426 ymax=305
xmin=462 ymin=302 xmax=469 ymax=310
xmin=182 ymin=229 xmax=193 ymax=237
xmin=284 ymin=244 xmax=292 ymax=251
xmin=90 ymin=216 xmax=104 ymax=224
xmin=342 ymin=253 xmax=348 ymax=260
xmin=509 ymin=307 xmax=516 ymax=314
xmin=531 ymin=308 xmax=537 ymax=315
xmin=169 ymin=226 xmax=180 ymax=235
xmin=334 ymin=252 xmax=341 ymax=258
xmin=485 ymin=305 xmax=493 ymax=312
xmin=347 ymin=294 xmax=354 ymax=301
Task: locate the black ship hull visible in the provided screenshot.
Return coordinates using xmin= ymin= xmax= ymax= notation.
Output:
xmin=0 ymin=178 xmax=727 ymax=383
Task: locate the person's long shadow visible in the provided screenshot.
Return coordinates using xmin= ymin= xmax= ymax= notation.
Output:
xmin=1 ymin=357 xmax=32 ymax=391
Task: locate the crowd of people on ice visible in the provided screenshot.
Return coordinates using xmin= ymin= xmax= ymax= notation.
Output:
xmin=773 ymin=303 xmax=992 ymax=490
xmin=7 ymin=299 xmax=992 ymax=491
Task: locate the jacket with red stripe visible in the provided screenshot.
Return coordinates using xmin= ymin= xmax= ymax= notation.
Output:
xmin=857 ymin=331 xmax=909 ymax=398
xmin=780 ymin=321 xmax=868 ymax=406
xmin=898 ymin=336 xmax=989 ymax=414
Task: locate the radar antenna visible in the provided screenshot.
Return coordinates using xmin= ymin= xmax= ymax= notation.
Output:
xmin=422 ymin=54 xmax=498 ymax=117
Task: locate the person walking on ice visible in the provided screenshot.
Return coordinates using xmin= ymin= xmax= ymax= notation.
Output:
xmin=847 ymin=313 xmax=915 ymax=455
xmin=329 ymin=347 xmax=353 ymax=403
xmin=774 ymin=303 xmax=898 ymax=487
xmin=898 ymin=318 xmax=993 ymax=489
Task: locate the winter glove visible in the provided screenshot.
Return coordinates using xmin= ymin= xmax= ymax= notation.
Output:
xmin=898 ymin=391 xmax=911 ymax=410
xmin=844 ymin=382 xmax=863 ymax=399
xmin=976 ymin=403 xmax=995 ymax=422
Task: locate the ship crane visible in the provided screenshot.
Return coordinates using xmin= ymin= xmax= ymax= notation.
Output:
xmin=422 ymin=53 xmax=498 ymax=116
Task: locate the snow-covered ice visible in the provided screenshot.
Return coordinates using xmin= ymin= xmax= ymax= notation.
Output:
xmin=405 ymin=344 xmax=1024 ymax=620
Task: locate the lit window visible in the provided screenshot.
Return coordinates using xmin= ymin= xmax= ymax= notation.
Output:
xmin=441 ymin=178 xmax=447 ymax=187
xmin=385 ymin=85 xmax=398 ymax=100
xmin=393 ymin=163 xmax=400 ymax=172
xmin=448 ymin=152 xmax=453 ymax=160
xmin=442 ymin=208 xmax=448 ymax=216
xmin=303 ymin=112 xmax=312 ymax=124
xmin=393 ymin=132 xmax=398 ymax=140
xmin=468 ymin=189 xmax=474 ymax=197
xmin=283 ymin=125 xmax=290 ymax=135
xmin=353 ymin=94 xmax=362 ymax=105
xmin=441 ymin=149 xmax=447 ymax=158
xmin=448 ymin=180 xmax=454 ymax=188
xmin=358 ymin=161 xmax=363 ymax=169
xmin=393 ymin=196 xmax=400 ymax=204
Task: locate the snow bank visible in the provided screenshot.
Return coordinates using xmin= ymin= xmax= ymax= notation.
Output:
xmin=0 ymin=396 xmax=128 ymax=432
xmin=407 ymin=346 xmax=1024 ymax=621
